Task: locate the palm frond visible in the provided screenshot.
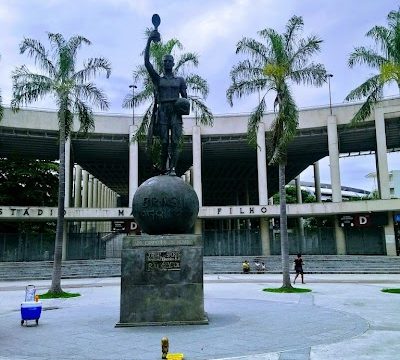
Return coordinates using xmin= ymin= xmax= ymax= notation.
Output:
xmin=132 ymin=104 xmax=153 ymax=142
xmin=185 ymin=74 xmax=209 ymax=98
xmin=73 ymin=57 xmax=111 ymax=82
xmin=11 ymin=66 xmax=53 ymax=109
xmin=236 ymin=37 xmax=268 ymax=62
xmin=132 ymin=65 xmax=148 ymax=84
xmin=346 ymin=77 xmax=383 ymax=125
xmin=283 ymin=15 xmax=304 ymax=51
xmin=348 ymin=93 xmax=382 ymax=126
xmin=74 ymin=83 xmax=109 ymax=110
xmin=345 ymin=74 xmax=382 ymax=101
xmin=174 ymin=52 xmax=199 ymax=72
xmin=122 ymin=87 xmax=154 ymax=109
xmin=290 ymin=35 xmax=322 ymax=68
xmin=189 ymin=96 xmax=214 ymax=127
xmin=366 ymin=25 xmax=390 ymax=54
xmin=226 ymin=78 xmax=270 ymax=106
xmin=348 ymin=47 xmax=386 ymax=69
xmin=258 ymin=29 xmax=287 ymax=65
xmin=47 ymin=33 xmax=65 ymax=49
xmin=74 ymin=99 xmax=95 ymax=134
xmin=290 ymin=63 xmax=326 ymax=86
xmin=269 ymin=86 xmax=298 ymax=164
xmin=247 ymin=95 xmax=267 ymax=146
xmin=68 ymin=35 xmax=91 ymax=59
xmin=163 ymin=38 xmax=183 ymax=55
xmin=19 ymin=38 xmax=56 ymax=77
xmin=229 ymin=60 xmax=265 ymax=83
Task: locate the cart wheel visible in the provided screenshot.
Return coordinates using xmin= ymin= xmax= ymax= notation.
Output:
xmin=35 ymin=319 xmax=39 ymax=325
xmin=21 ymin=320 xmax=24 ymax=326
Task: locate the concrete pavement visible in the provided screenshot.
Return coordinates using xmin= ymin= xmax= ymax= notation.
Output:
xmin=0 ymin=274 xmax=399 ymax=359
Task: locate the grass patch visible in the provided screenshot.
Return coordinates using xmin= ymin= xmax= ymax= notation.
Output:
xmin=381 ymin=288 xmax=400 ymax=294
xmin=263 ymin=287 xmax=312 ymax=293
xmin=38 ymin=291 xmax=81 ymax=299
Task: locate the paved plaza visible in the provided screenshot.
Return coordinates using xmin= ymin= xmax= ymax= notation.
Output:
xmin=0 ymin=273 xmax=399 ymax=359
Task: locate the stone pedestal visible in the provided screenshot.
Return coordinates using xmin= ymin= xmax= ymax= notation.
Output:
xmin=116 ymin=234 xmax=208 ymax=327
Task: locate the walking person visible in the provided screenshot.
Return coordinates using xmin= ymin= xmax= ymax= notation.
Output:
xmin=293 ymin=253 xmax=305 ymax=284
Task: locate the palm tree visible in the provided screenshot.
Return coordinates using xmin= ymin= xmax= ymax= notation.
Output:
xmin=227 ymin=16 xmax=326 ymax=288
xmin=345 ymin=8 xmax=400 ymax=123
xmin=123 ymin=31 xmax=213 ymax=169
xmin=11 ymin=33 xmax=111 ymax=293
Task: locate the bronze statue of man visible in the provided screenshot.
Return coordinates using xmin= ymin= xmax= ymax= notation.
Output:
xmin=144 ymin=23 xmax=189 ymax=176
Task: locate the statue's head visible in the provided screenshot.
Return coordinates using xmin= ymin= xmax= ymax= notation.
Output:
xmin=163 ymin=54 xmax=174 ymax=71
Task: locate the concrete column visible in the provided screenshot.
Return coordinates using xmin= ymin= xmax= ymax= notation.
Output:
xmin=257 ymin=123 xmax=268 ymax=204
xmin=327 ymin=115 xmax=342 ymax=202
xmin=295 ymin=176 xmax=302 ymax=203
xmin=295 ymin=176 xmax=306 ymax=252
xmin=74 ymin=165 xmax=82 ymax=207
xmin=334 ymin=216 xmax=346 ymax=255
xmin=63 ymin=139 xmax=71 ymax=258
xmin=257 ymin=123 xmax=270 ymax=255
xmin=313 ymin=161 xmax=322 ymax=202
xmin=88 ymin=175 xmax=93 ymax=208
xmin=93 ymin=179 xmax=98 ymax=232
xmin=375 ymin=108 xmax=390 ymax=199
xmin=100 ymin=183 xmax=105 ymax=232
xmin=62 ymin=222 xmax=68 ymax=261
xmin=260 ymin=219 xmax=270 ymax=256
xmin=192 ymin=125 xmax=203 ymax=206
xmin=82 ymin=170 xmax=88 ymax=208
xmin=194 ymin=219 xmax=202 ymax=236
xmin=105 ymin=188 xmax=109 ymax=207
xmin=81 ymin=170 xmax=89 ymax=232
xmin=129 ymin=124 xmax=139 ymax=207
xmin=87 ymin=175 xmax=93 ymax=232
xmin=384 ymin=212 xmax=397 ymax=255
xmin=64 ymin=138 xmax=72 ymax=207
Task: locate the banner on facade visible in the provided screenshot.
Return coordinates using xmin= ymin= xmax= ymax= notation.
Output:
xmin=339 ymin=213 xmax=387 ymax=227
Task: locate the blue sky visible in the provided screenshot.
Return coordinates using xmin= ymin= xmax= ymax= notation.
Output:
xmin=0 ymin=0 xmax=399 ymax=191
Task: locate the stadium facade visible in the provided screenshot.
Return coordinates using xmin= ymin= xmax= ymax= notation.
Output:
xmin=1 ymin=97 xmax=400 ymax=260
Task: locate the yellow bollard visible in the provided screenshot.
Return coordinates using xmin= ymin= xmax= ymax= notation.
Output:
xmin=161 ymin=336 xmax=169 ymax=359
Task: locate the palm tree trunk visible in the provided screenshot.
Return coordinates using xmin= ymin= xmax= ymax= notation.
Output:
xmin=279 ymin=162 xmax=292 ymax=288
xmin=50 ymin=112 xmax=66 ymax=293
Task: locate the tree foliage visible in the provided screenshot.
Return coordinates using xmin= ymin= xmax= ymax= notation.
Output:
xmin=0 ymin=157 xmax=58 ymax=234
xmin=345 ymin=8 xmax=400 ymax=123
xmin=272 ymin=185 xmax=316 ymax=204
xmin=0 ymin=157 xmax=58 ymax=206
xmin=227 ymin=15 xmax=326 ymax=153
xmin=227 ymin=16 xmax=326 ymax=289
xmin=11 ymin=33 xmax=111 ymax=293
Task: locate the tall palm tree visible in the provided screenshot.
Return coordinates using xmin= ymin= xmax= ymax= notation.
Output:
xmin=123 ymin=31 xmax=213 ymax=169
xmin=227 ymin=16 xmax=326 ymax=288
xmin=11 ymin=33 xmax=111 ymax=293
xmin=345 ymin=8 xmax=400 ymax=123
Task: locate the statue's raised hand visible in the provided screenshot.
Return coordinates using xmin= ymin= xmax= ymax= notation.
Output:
xmin=149 ymin=29 xmax=161 ymax=43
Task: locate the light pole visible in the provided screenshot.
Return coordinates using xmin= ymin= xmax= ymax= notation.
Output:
xmin=129 ymin=84 xmax=137 ymax=125
xmin=326 ymin=74 xmax=333 ymax=115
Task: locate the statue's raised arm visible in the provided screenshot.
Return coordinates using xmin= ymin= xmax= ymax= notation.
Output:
xmin=144 ymin=30 xmax=161 ymax=84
